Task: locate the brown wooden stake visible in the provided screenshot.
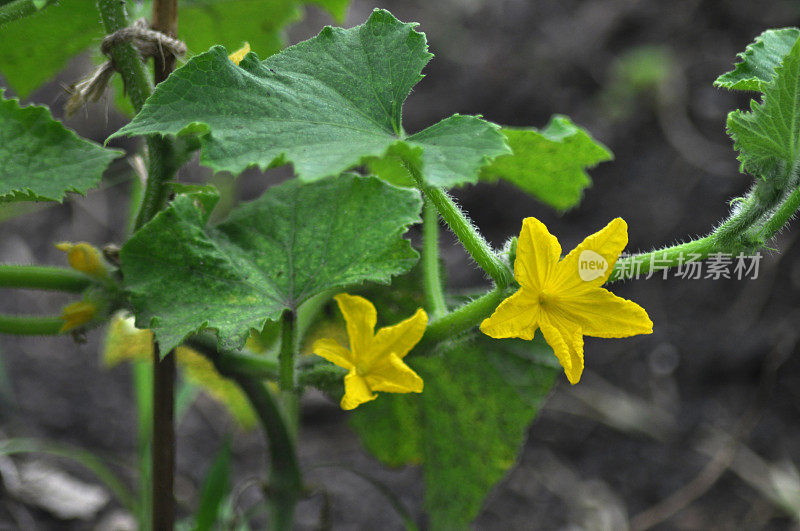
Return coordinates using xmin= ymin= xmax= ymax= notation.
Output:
xmin=149 ymin=1 xmax=178 ymax=529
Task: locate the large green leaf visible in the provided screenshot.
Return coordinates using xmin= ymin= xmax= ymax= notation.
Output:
xmin=479 ymin=115 xmax=613 ymax=210
xmin=111 ymin=9 xmax=509 ymax=187
xmin=0 ymin=0 xmax=101 ymax=97
xmin=727 ymin=36 xmax=800 ymax=179
xmin=0 ymin=89 xmax=121 ymax=202
xmin=350 ymin=336 xmax=558 ymax=529
xmin=120 ymin=174 xmax=421 ymax=353
xmin=715 ymin=28 xmax=800 ymax=92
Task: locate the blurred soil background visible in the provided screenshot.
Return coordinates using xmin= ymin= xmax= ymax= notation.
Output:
xmin=3 ymin=0 xmax=800 ymax=529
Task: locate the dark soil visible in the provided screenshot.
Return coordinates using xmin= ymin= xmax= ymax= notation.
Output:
xmin=2 ymin=0 xmax=800 ymax=529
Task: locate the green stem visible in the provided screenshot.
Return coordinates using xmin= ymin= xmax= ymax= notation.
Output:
xmin=0 ymin=0 xmax=58 ymax=26
xmin=186 ymin=334 xmax=279 ymax=379
xmin=0 ymin=315 xmax=64 ymax=335
xmin=134 ymin=137 xmax=180 ymax=230
xmin=407 ymin=164 xmax=512 ymax=288
xmin=192 ymin=338 xmax=303 ymax=529
xmin=609 ymin=237 xmax=716 ymax=282
xmin=418 ymin=287 xmax=511 ymax=348
xmin=421 ymin=199 xmax=448 ymax=318
xmin=760 ymin=186 xmax=800 ymax=238
xmin=279 ymin=310 xmax=296 ymax=391
xmin=96 ymin=0 xmax=152 ymax=113
xmin=221 ymin=373 xmax=303 ymax=530
xmin=0 ymin=265 xmax=91 ymax=292
xmin=610 ymin=179 xmax=796 ymax=282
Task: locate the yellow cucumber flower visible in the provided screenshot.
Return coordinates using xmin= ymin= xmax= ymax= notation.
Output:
xmin=60 ymin=300 xmax=98 ymax=332
xmin=56 ymin=242 xmax=107 ymax=279
xmin=313 ymin=293 xmax=427 ymax=410
xmin=228 ymin=42 xmax=251 ymax=65
xmin=480 ymin=217 xmax=652 ymax=384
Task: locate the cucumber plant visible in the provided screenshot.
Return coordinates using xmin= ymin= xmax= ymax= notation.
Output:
xmin=1 ymin=1 xmax=798 ymax=528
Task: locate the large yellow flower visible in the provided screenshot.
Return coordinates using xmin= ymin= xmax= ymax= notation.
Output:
xmin=481 ymin=217 xmax=652 ymax=384
xmin=313 ymin=293 xmax=427 ymax=410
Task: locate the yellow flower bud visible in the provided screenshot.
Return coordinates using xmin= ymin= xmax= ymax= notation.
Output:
xmin=55 ymin=242 xmax=107 ymax=279
xmin=60 ymin=301 xmax=98 ymax=333
xmin=228 ymin=42 xmax=251 ymax=65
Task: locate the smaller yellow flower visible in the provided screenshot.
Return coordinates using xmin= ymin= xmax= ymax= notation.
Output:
xmin=481 ymin=217 xmax=653 ymax=384
xmin=60 ymin=301 xmax=98 ymax=332
xmin=228 ymin=42 xmax=251 ymax=65
xmin=313 ymin=293 xmax=427 ymax=410
xmin=56 ymin=242 xmax=107 ymax=279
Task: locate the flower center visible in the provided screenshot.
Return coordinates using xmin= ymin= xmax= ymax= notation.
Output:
xmin=538 ymin=291 xmax=552 ymax=306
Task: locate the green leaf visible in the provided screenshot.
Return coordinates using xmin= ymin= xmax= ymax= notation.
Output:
xmin=0 ymin=0 xmax=57 ymax=26
xmin=0 ymin=0 xmax=348 ymax=99
xmin=194 ymin=439 xmax=231 ymax=531
xmin=479 ymin=116 xmax=613 ymax=211
xmin=350 ymin=335 xmax=558 ymax=529
xmin=121 ymin=174 xmax=421 ymax=353
xmin=0 ymin=89 xmax=121 ymax=202
xmin=0 ymin=0 xmax=102 ymax=97
xmin=366 ymin=115 xmax=511 ymax=188
xmin=727 ymin=36 xmax=800 ymax=179
xmin=715 ymin=28 xmax=800 ymax=92
xmin=111 ymin=9 xmax=508 ymax=187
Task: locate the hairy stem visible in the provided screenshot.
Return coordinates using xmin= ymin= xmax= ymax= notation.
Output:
xmin=0 ymin=265 xmax=91 ymax=293
xmin=418 ymin=287 xmax=511 ymax=348
xmin=760 ymin=186 xmax=800 ymax=238
xmin=0 ymin=315 xmax=63 ymax=335
xmin=421 ymin=199 xmax=448 ymax=318
xmin=407 ymin=164 xmax=512 ymax=288
xmin=609 ymin=237 xmax=715 ymax=282
xmin=610 ymin=179 xmax=793 ymax=282
xmin=96 ymin=0 xmax=152 ymax=112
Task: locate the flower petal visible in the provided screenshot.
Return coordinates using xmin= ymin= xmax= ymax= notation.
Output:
xmin=60 ymin=301 xmax=97 ymax=332
xmin=365 ymin=353 xmax=424 ymax=394
xmin=515 ymin=217 xmax=561 ymax=289
xmin=312 ymin=337 xmax=355 ymax=371
xmin=341 ymin=372 xmax=377 ymax=410
xmin=228 ymin=42 xmax=251 ymax=65
xmin=550 ymin=217 xmax=628 ymax=292
xmin=371 ymin=307 xmax=428 ymax=361
xmin=556 ymin=287 xmax=653 ymax=338
xmin=334 ymin=293 xmax=376 ymax=356
xmin=480 ymin=288 xmax=539 ymax=340
xmin=539 ymin=313 xmax=584 ymax=384
xmin=56 ymin=241 xmax=107 ymax=278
